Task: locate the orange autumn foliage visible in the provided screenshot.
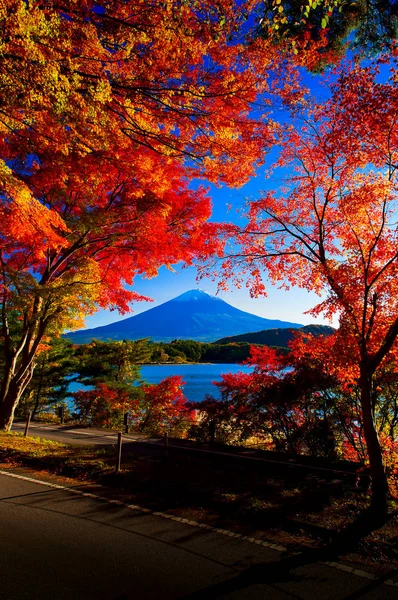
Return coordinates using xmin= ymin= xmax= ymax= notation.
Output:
xmin=204 ymin=57 xmax=398 ymax=511
xmin=0 ymin=1 xmax=304 ymax=429
xmin=73 ymin=376 xmax=194 ymax=435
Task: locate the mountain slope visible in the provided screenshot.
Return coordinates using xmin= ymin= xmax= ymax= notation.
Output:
xmin=215 ymin=324 xmax=335 ymax=346
xmin=66 ymin=289 xmax=303 ymax=343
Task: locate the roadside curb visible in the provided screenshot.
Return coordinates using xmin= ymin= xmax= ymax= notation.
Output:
xmin=319 ymin=560 xmax=398 ymax=588
xmin=1 ymin=468 xmax=397 ymax=588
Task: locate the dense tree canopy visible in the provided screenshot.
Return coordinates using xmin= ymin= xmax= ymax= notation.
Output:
xmin=257 ymin=0 xmax=398 ymax=69
xmin=0 ymin=0 xmax=296 ymax=429
xmin=204 ymin=56 xmax=398 ymax=512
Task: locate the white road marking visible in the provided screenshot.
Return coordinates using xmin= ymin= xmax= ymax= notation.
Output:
xmin=0 ymin=469 xmax=396 ymax=587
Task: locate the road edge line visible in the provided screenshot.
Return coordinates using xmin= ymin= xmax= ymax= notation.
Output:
xmin=1 ymin=468 xmax=396 ymax=588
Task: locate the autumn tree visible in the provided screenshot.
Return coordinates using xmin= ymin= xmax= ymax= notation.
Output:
xmin=72 ymin=383 xmax=135 ymax=430
xmin=137 ymin=375 xmax=194 ymax=435
xmin=205 ymin=58 xmax=398 ymax=514
xmin=72 ymin=373 xmax=193 ymax=434
xmin=0 ymin=0 xmax=291 ymax=430
xmin=215 ymin=339 xmax=340 ymax=454
xmin=217 ymin=333 xmax=398 ymax=497
xmin=188 ymin=394 xmax=245 ymax=444
xmin=256 ymin=0 xmax=398 ymax=69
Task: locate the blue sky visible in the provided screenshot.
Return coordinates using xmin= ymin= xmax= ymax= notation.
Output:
xmin=81 ymin=53 xmax=361 ymax=333
xmin=84 ymin=264 xmax=329 ymax=329
xmin=84 ymin=69 xmax=337 ymax=331
xmin=81 ymin=65 xmax=341 ymax=332
xmin=85 ymin=152 xmax=333 ymax=331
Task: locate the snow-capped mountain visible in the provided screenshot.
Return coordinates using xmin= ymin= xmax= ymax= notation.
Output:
xmin=66 ymin=289 xmax=303 ymax=343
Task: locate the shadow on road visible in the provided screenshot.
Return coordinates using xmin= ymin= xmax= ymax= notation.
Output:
xmin=180 ymin=508 xmax=398 ymax=599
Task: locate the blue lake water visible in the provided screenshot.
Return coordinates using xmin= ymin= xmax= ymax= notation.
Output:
xmin=67 ymin=363 xmax=253 ymax=405
xmin=139 ymin=363 xmax=253 ymax=403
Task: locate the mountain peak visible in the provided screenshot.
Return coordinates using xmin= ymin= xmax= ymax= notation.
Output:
xmin=66 ymin=288 xmax=303 ymax=343
xmin=173 ymin=289 xmax=220 ymax=302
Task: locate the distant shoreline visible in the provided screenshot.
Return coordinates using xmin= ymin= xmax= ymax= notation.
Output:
xmin=140 ymin=362 xmax=239 ymax=366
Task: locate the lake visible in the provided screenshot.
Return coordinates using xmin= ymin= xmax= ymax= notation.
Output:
xmin=67 ymin=363 xmax=253 ymax=405
xmin=139 ymin=363 xmax=252 ymax=402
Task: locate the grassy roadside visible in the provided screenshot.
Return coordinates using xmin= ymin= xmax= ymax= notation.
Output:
xmin=0 ymin=431 xmax=116 ymax=480
xmin=1 ymin=431 xmax=398 ymax=575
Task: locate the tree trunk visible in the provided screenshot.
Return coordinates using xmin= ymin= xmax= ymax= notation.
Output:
xmin=32 ymin=365 xmax=45 ymax=420
xmin=360 ymin=367 xmax=389 ymax=515
xmin=0 ymin=380 xmax=26 ymax=431
xmin=0 ymin=361 xmax=34 ymax=431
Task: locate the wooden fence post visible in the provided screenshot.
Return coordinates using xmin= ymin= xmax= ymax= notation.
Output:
xmin=116 ymin=431 xmax=123 ymax=473
xmin=24 ymin=412 xmax=32 ymax=437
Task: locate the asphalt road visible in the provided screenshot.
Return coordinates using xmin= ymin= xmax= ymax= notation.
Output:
xmin=11 ymin=421 xmax=148 ymax=447
xmin=1 ymin=471 xmax=397 ymax=599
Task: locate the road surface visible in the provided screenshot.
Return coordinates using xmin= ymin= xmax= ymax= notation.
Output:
xmin=0 ymin=471 xmax=397 ymax=599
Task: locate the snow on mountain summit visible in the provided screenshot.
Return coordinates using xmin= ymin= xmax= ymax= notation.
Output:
xmin=66 ymin=288 xmax=303 ymax=343
xmin=174 ymin=289 xmax=221 ymax=302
